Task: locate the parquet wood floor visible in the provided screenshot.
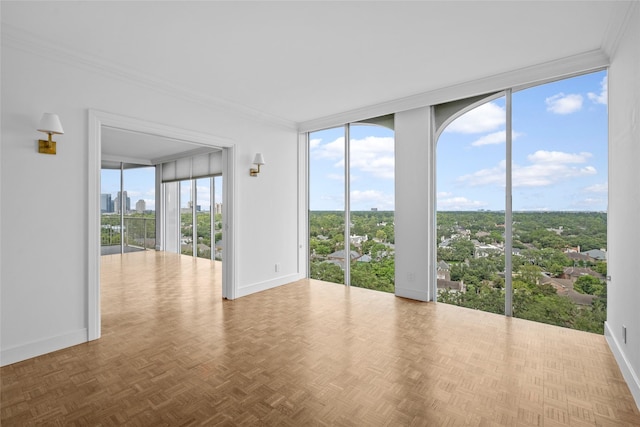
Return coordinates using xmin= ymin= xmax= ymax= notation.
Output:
xmin=2 ymin=251 xmax=639 ymax=426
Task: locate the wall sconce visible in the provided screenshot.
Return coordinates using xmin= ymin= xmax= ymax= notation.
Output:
xmin=37 ymin=113 xmax=64 ymax=155
xmin=250 ymin=153 xmax=265 ymax=177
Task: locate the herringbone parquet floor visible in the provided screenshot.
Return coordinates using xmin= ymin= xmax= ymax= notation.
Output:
xmin=2 ymin=251 xmax=639 ymax=426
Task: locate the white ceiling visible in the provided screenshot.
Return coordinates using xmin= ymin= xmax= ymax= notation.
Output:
xmin=2 ymin=1 xmax=632 ymax=127
xmin=101 ymin=127 xmax=220 ymax=168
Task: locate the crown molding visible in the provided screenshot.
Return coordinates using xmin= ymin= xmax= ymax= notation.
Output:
xmin=601 ymin=1 xmax=638 ymax=59
xmin=298 ymin=49 xmax=610 ymax=133
xmin=2 ymin=24 xmax=298 ymax=131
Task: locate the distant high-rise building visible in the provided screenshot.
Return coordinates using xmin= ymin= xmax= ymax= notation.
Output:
xmin=136 ymin=199 xmax=146 ymax=214
xmin=114 ymin=191 xmax=131 ymax=214
xmin=214 ymin=203 xmax=223 ymax=215
xmin=100 ymin=193 xmax=113 ymax=213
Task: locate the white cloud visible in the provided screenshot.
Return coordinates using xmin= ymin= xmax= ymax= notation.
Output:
xmin=471 ymin=130 xmax=522 ymax=147
xmin=312 ymin=135 xmax=394 ymax=180
xmin=309 ymin=138 xmax=321 ymax=149
xmin=588 ymin=75 xmax=608 ymax=105
xmin=350 ymin=190 xmax=394 ymax=210
xmin=458 ymin=150 xmax=597 ymax=188
xmin=310 ymin=136 xmax=345 ymax=160
xmin=350 ymin=136 xmax=394 ymax=179
xmin=584 ymin=182 xmax=608 ymax=193
xmin=327 ymin=173 xmax=344 ymax=181
xmin=445 ymin=102 xmax=505 ymax=134
xmin=527 ymin=150 xmax=591 ymax=164
xmin=437 ymin=195 xmax=488 ymax=210
xmin=457 ymin=161 xmax=505 ymax=187
xmin=545 ymin=93 xmax=583 ymax=114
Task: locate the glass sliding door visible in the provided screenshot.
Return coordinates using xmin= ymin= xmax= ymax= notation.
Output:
xmin=309 ymin=126 xmax=346 ymax=284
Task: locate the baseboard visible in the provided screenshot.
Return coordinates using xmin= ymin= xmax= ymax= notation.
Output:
xmin=605 ymin=321 xmax=640 ymax=409
xmin=395 ymin=286 xmax=430 ymax=302
xmin=1 ymin=328 xmax=87 ymax=367
xmin=236 ymin=273 xmax=304 ymax=298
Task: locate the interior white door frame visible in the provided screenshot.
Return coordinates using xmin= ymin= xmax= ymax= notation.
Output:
xmin=87 ymin=109 xmax=237 ymax=341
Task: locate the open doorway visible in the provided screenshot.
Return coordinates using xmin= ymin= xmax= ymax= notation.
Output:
xmin=88 ymin=110 xmax=236 ymax=341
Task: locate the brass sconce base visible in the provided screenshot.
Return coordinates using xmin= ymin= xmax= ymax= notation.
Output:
xmin=38 ymin=139 xmax=57 ymax=155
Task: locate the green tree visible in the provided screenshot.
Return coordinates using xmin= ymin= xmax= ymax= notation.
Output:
xmin=310 ymin=261 xmax=344 ymax=284
xmin=518 ymin=265 xmax=542 ymax=285
xmin=594 ymin=261 xmax=607 ymax=276
xmin=574 ymin=275 xmax=604 ymax=295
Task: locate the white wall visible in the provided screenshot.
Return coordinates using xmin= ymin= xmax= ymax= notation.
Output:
xmin=0 ymin=43 xmax=301 ymax=365
xmin=605 ymin=2 xmax=640 ymax=407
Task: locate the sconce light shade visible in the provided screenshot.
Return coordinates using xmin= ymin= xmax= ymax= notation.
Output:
xmin=37 ymin=113 xmax=65 ymax=135
xmin=250 ymin=153 xmax=265 ymax=176
xmin=37 ymin=113 xmax=64 ymax=155
xmin=253 ymin=153 xmax=265 ymax=166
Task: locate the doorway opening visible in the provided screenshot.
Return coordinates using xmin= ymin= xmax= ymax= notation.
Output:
xmin=88 ymin=110 xmax=236 ymax=341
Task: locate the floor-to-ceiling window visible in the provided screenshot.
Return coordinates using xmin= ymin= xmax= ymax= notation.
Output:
xmin=436 ymin=95 xmax=507 ymax=313
xmin=436 ymin=70 xmax=608 ymax=333
xmin=164 ymin=175 xmax=222 ymax=260
xmin=309 ymin=126 xmax=345 ymax=284
xmin=161 ymin=151 xmax=223 ymax=261
xmin=213 ymin=175 xmax=223 ymax=261
xmin=348 ymin=121 xmax=395 ymax=292
xmin=309 ymin=116 xmax=395 ymax=292
xmin=195 ymin=177 xmax=212 ymax=259
xmin=180 ymin=180 xmax=194 ymax=256
xmin=100 ymin=164 xmax=156 ymax=255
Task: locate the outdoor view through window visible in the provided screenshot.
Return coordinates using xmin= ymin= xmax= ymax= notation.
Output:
xmin=309 ymin=70 xmax=608 ymax=334
xmin=101 ymin=166 xmax=223 ymax=261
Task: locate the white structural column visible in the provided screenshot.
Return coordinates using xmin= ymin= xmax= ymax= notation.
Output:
xmin=394 ymin=107 xmax=434 ymax=301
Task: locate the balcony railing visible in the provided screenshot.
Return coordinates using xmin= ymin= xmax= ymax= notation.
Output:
xmin=101 ymin=216 xmax=156 ymax=251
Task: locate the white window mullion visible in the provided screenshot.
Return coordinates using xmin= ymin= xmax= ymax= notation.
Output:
xmin=211 ymin=177 xmax=215 ymax=261
xmin=344 ymin=124 xmax=351 ymax=286
xmin=505 ymin=89 xmax=513 ymax=316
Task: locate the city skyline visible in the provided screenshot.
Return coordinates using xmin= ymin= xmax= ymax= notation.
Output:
xmin=101 ymin=168 xmax=223 ymax=212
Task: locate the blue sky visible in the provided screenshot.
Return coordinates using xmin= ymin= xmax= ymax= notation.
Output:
xmin=103 ymin=70 xmax=607 ymax=214
xmin=310 ymin=70 xmax=608 ymax=212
